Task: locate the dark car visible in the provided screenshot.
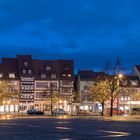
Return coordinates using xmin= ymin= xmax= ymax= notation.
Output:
xmin=107 ymin=108 xmax=125 ymax=115
xmin=131 ymin=108 xmax=140 ymax=115
xmin=27 ymin=109 xmax=44 ymax=115
xmin=77 ymin=110 xmax=89 ymax=116
xmin=52 ymin=108 xmax=67 ymax=116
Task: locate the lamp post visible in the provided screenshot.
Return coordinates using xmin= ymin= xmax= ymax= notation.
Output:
xmin=2 ymin=101 xmax=6 ymax=114
xmin=117 ymin=73 xmax=123 ymax=115
xmin=7 ymin=100 xmax=11 ymax=114
xmin=50 ymin=82 xmax=53 ymax=116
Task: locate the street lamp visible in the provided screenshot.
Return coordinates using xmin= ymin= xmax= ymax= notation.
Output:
xmin=117 ymin=73 xmax=123 ymax=115
xmin=118 ymin=73 xmax=123 ymax=79
xmin=7 ymin=100 xmax=11 ymax=114
xmin=50 ymin=82 xmax=53 ymax=116
xmin=2 ymin=101 xmax=6 ymax=114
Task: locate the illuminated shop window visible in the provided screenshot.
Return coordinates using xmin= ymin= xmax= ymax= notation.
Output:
xmin=9 ymin=73 xmax=15 ymax=78
xmin=22 ymin=69 xmax=26 ymax=74
xmin=0 ymin=73 xmax=3 ymax=78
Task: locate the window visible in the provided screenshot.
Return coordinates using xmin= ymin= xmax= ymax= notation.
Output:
xmin=46 ymin=66 xmax=51 ymax=70
xmin=50 ymin=82 xmax=57 ymax=88
xmin=0 ymin=73 xmax=3 ymax=78
xmin=61 ymin=81 xmax=71 ymax=85
xmin=8 ymin=88 xmax=16 ymax=93
xmin=62 ymin=74 xmax=66 ymax=77
xmin=41 ymin=74 xmax=46 ymax=78
xmin=84 ymin=86 xmax=89 ymax=90
xmin=36 ymin=82 xmax=48 ymax=88
xmin=68 ymin=74 xmax=71 ymax=77
xmin=21 ymin=85 xmax=34 ymax=90
xmin=64 ymin=66 xmax=69 ymax=70
xmin=9 ymin=73 xmax=15 ymax=78
xmin=8 ymin=81 xmax=17 ymax=85
xmin=61 ymin=88 xmax=71 ymax=93
xmin=24 ymin=62 xmax=28 ymax=67
xmin=51 ymin=74 xmax=56 ymax=79
xmin=28 ymin=70 xmax=32 ymax=74
xmin=122 ymin=81 xmax=128 ymax=86
xmin=22 ymin=69 xmax=26 ymax=74
xmin=130 ymin=80 xmax=138 ymax=86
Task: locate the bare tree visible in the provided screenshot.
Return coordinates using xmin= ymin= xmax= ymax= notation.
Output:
xmin=0 ymin=81 xmax=10 ymax=105
xmin=91 ymin=80 xmax=110 ymax=116
xmin=0 ymin=80 xmax=19 ymax=105
xmin=103 ymin=58 xmax=123 ymax=116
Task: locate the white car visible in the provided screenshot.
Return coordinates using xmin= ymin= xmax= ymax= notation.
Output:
xmin=52 ymin=109 xmax=67 ymax=116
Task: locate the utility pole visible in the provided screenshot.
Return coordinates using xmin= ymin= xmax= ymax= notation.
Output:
xmin=50 ymin=82 xmax=53 ymax=116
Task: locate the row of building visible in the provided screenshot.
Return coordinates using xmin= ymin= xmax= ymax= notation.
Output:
xmin=0 ymin=55 xmax=140 ymax=114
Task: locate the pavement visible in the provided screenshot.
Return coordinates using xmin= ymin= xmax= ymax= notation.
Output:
xmin=0 ymin=115 xmax=140 ymax=140
xmin=0 ymin=114 xmax=140 ymax=122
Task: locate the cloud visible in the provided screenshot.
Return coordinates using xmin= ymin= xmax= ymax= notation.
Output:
xmin=0 ymin=0 xmax=140 ymax=71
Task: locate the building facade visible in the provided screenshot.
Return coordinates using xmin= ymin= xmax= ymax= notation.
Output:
xmin=0 ymin=55 xmax=74 ymax=114
xmin=74 ymin=70 xmax=104 ymax=113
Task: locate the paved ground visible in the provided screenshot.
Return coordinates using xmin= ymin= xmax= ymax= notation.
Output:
xmin=0 ymin=115 xmax=140 ymax=140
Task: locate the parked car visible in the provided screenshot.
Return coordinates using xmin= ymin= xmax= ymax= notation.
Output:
xmin=107 ymin=108 xmax=125 ymax=115
xmin=131 ymin=108 xmax=140 ymax=115
xmin=27 ymin=109 xmax=44 ymax=115
xmin=77 ymin=110 xmax=89 ymax=116
xmin=52 ymin=108 xmax=67 ymax=116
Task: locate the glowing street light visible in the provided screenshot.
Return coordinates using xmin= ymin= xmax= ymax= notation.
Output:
xmin=117 ymin=73 xmax=123 ymax=115
xmin=118 ymin=73 xmax=123 ymax=79
xmin=2 ymin=101 xmax=6 ymax=114
xmin=7 ymin=100 xmax=10 ymax=104
xmin=7 ymin=100 xmax=11 ymax=114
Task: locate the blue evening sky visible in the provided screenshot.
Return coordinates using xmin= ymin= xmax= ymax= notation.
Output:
xmin=0 ymin=0 xmax=140 ymax=72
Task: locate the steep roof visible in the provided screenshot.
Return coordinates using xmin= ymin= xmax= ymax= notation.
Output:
xmin=135 ymin=65 xmax=140 ymax=73
xmin=78 ymin=70 xmax=105 ymax=81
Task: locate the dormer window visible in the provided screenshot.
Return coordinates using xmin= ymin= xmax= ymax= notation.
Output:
xmin=0 ymin=73 xmax=3 ymax=78
xmin=62 ymin=74 xmax=66 ymax=77
xmin=64 ymin=66 xmax=69 ymax=70
xmin=46 ymin=66 xmax=51 ymax=70
xmin=51 ymin=74 xmax=56 ymax=79
xmin=68 ymin=74 xmax=71 ymax=77
xmin=22 ymin=69 xmax=26 ymax=74
xmin=9 ymin=73 xmax=15 ymax=78
xmin=41 ymin=74 xmax=46 ymax=78
xmin=24 ymin=62 xmax=28 ymax=67
xmin=28 ymin=70 xmax=32 ymax=74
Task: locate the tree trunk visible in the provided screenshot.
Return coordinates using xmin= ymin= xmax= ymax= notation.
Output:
xmin=110 ymin=99 xmax=113 ymax=117
xmin=101 ymin=102 xmax=104 ymax=116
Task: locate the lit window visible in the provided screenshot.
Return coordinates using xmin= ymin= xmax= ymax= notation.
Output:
xmin=130 ymin=80 xmax=138 ymax=86
xmin=41 ymin=74 xmax=46 ymax=78
xmin=28 ymin=70 xmax=32 ymax=74
xmin=22 ymin=69 xmax=26 ymax=74
xmin=0 ymin=73 xmax=3 ymax=78
xmin=46 ymin=66 xmax=51 ymax=70
xmin=64 ymin=66 xmax=69 ymax=70
xmin=68 ymin=74 xmax=71 ymax=77
xmin=128 ymin=97 xmax=131 ymax=100
xmin=51 ymin=74 xmax=56 ymax=79
xmin=24 ymin=62 xmax=28 ymax=67
xmin=9 ymin=73 xmax=15 ymax=78
xmin=62 ymin=74 xmax=66 ymax=77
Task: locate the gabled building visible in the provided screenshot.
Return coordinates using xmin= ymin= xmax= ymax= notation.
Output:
xmin=75 ymin=70 xmax=105 ymax=112
xmin=118 ymin=75 xmax=140 ymax=113
xmin=132 ymin=65 xmax=140 ymax=79
xmin=0 ymin=55 xmax=74 ymax=114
